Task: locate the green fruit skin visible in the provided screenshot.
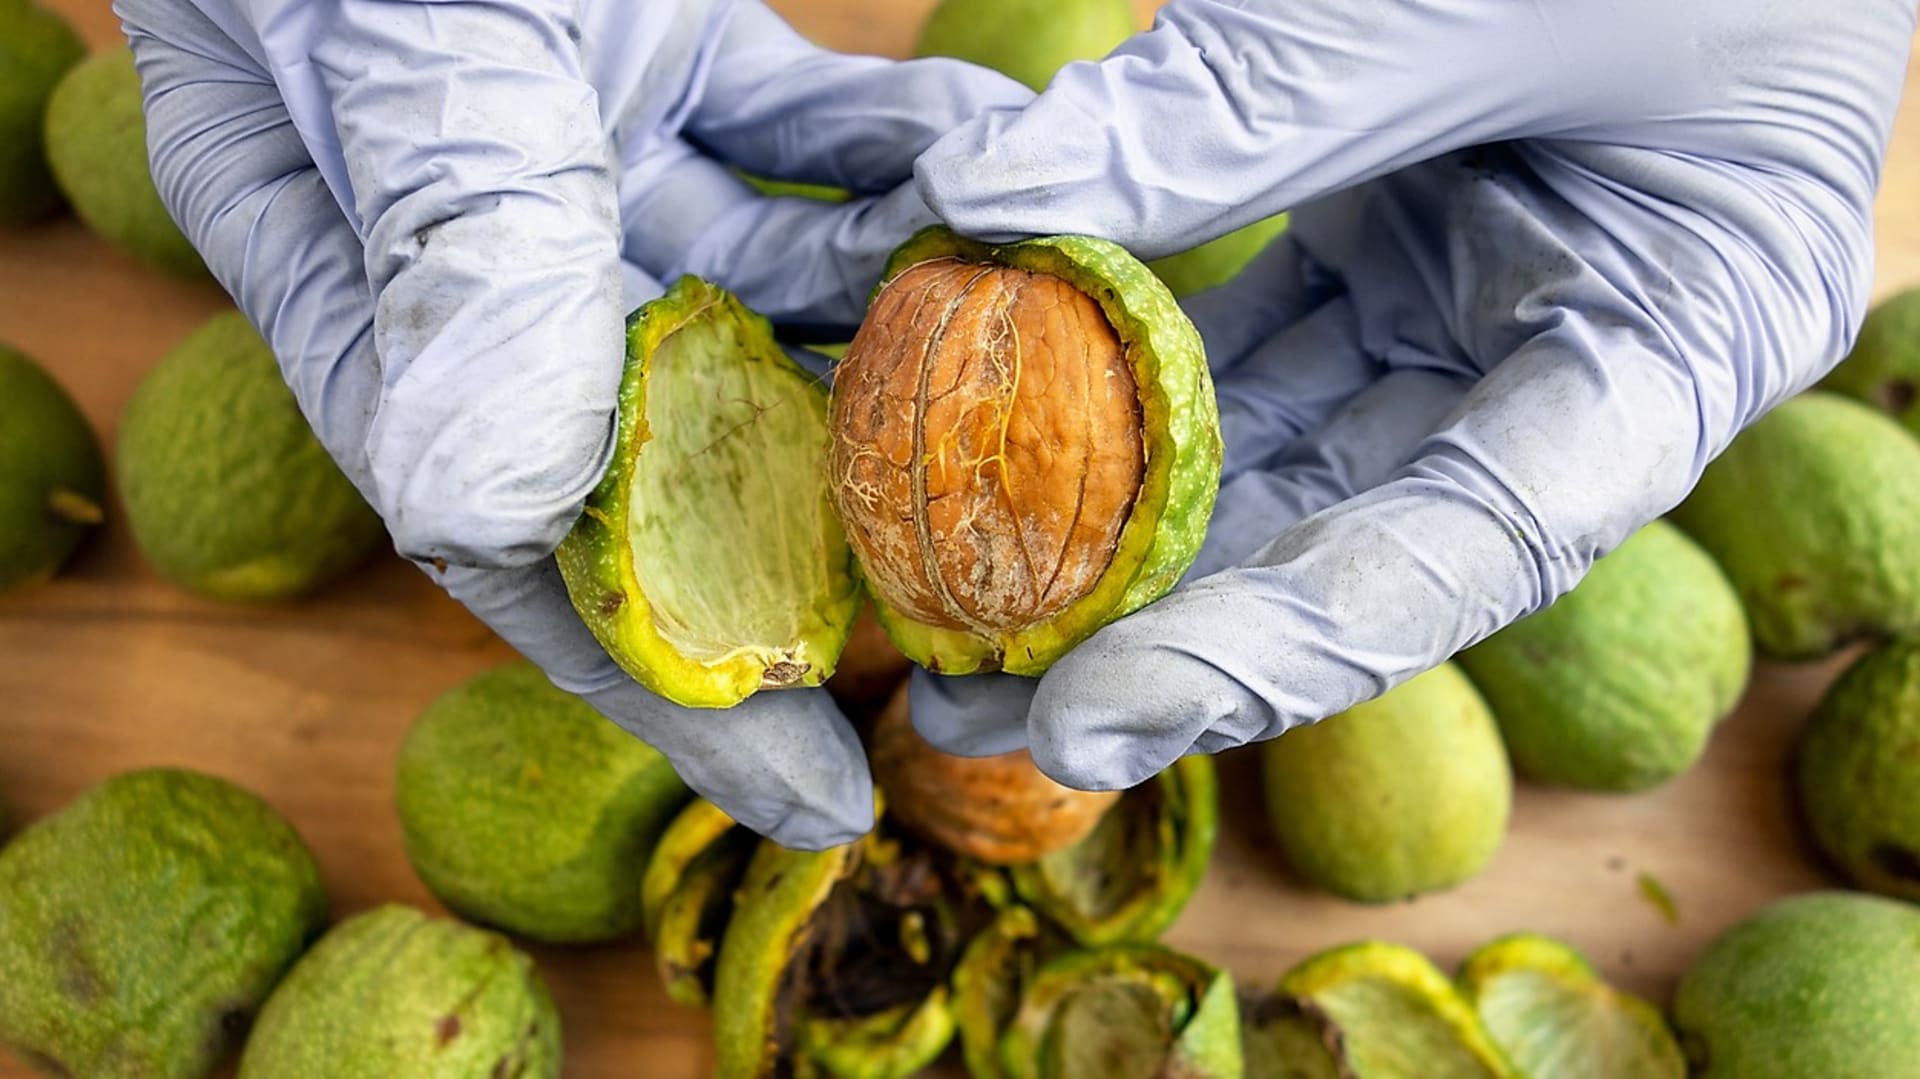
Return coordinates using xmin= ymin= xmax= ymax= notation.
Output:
xmin=1261 ymin=663 xmax=1511 ymax=903
xmin=0 ymin=768 xmax=327 ymax=1079
xmin=0 ymin=0 xmax=84 ymax=225
xmin=1819 ymin=287 xmax=1920 ymax=437
xmin=1671 ymin=891 xmax=1920 ymax=1078
xmin=1794 ymin=638 xmax=1920 ymax=901
xmin=238 ymin=904 xmax=561 ymax=1079
xmin=998 ymin=945 xmax=1244 ymax=1079
xmin=1146 ymin=215 xmax=1292 ymax=299
xmin=861 ymin=227 xmax=1221 ymax=678
xmin=43 ymin=46 xmax=205 ymax=276
xmin=1456 ymin=934 xmax=1684 ymax=1079
xmin=395 ymin=662 xmax=692 ymax=943
xmin=1669 ymin=392 xmax=1920 ymax=659
xmin=914 ymin=0 xmax=1134 ymax=92
xmin=1457 ymin=521 xmax=1750 ymax=791
xmin=0 ymin=342 xmax=104 ymax=593
xmin=117 ymin=310 xmax=385 ymax=601
xmin=556 ymin=277 xmax=860 ymax=709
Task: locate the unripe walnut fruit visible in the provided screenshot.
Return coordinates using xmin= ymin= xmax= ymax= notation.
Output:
xmin=868 ymin=682 xmax=1119 ymax=864
xmin=830 ymin=257 xmax=1146 ymax=637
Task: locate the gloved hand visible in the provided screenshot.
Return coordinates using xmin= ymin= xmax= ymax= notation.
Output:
xmin=906 ymin=0 xmax=1918 ymax=783
xmin=116 ymin=0 xmax=1030 ymax=849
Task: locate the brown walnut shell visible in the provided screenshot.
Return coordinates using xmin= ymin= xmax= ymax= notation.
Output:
xmin=868 ymin=681 xmax=1119 ymax=865
xmin=829 ymin=257 xmax=1146 ymax=637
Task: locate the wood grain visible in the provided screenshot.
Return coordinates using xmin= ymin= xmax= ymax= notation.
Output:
xmin=2 ymin=2 xmax=1916 ymax=1077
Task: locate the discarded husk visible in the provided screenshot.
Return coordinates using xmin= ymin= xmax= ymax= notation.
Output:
xmin=1010 ymin=755 xmax=1217 ymax=944
xmin=1239 ymin=991 xmax=1344 ymax=1079
xmin=1275 ymin=942 xmax=1512 ymax=1078
xmin=641 ymin=799 xmax=756 ymax=1007
xmin=997 ymin=943 xmax=1243 ymax=1079
xmin=1457 ymin=934 xmax=1683 ymax=1079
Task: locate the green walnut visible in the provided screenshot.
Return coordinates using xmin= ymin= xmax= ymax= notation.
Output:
xmin=1820 ymin=287 xmax=1920 ymax=438
xmin=709 ymin=825 xmax=963 ymax=1079
xmin=395 ymin=661 xmax=692 ymax=943
xmin=559 ymin=230 xmax=1220 ymax=706
xmin=43 ymin=46 xmax=204 ymax=276
xmin=117 ymin=310 xmax=385 ymax=601
xmin=1670 ymin=391 xmax=1920 ymax=658
xmin=238 ymin=904 xmax=561 ymax=1079
xmin=0 ymin=768 xmax=326 ymax=1079
xmin=0 ymin=342 xmax=104 ymax=594
xmin=639 ymin=798 xmax=755 ymax=1008
xmin=915 ymin=0 xmax=1133 ymax=93
xmin=1261 ymin=662 xmax=1511 ymax=902
xmin=830 ymin=227 xmax=1220 ymax=678
xmin=1794 ymin=638 xmax=1920 ymax=900
xmin=0 ymin=0 xmax=84 ymax=225
xmin=1457 ymin=521 xmax=1750 ymax=791
xmin=1671 ymin=891 xmax=1920 ymax=1078
xmin=1457 ymin=935 xmax=1683 ymax=1079
xmin=1009 ymin=755 xmax=1217 ymax=945
xmin=1272 ymin=942 xmax=1512 ymax=1078
xmin=996 ymin=943 xmax=1243 ymax=1079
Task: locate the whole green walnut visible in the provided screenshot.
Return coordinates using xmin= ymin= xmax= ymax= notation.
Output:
xmin=915 ymin=0 xmax=1133 ymax=93
xmin=238 ymin=904 xmax=561 ymax=1079
xmin=0 ymin=768 xmax=327 ymax=1079
xmin=1262 ymin=662 xmax=1511 ymax=902
xmin=1819 ymin=287 xmax=1920 ymax=437
xmin=43 ymin=46 xmax=205 ymax=275
xmin=1457 ymin=521 xmax=1750 ymax=791
xmin=396 ymin=661 xmax=692 ymax=943
xmin=1671 ymin=891 xmax=1920 ymax=1078
xmin=1793 ymin=638 xmax=1920 ymax=900
xmin=1669 ymin=391 xmax=1920 ymax=658
xmin=0 ymin=0 xmax=84 ymax=225
xmin=117 ymin=310 xmax=386 ymax=601
xmin=0 ymin=342 xmax=104 ymax=593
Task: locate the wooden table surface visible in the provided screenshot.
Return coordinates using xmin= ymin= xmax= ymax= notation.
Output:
xmin=2 ymin=3 xmax=1916 ymax=1076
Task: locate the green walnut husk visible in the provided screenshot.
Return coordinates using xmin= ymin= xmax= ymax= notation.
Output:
xmin=739 ymin=171 xmax=851 ymax=203
xmin=394 ymin=661 xmax=692 ymax=943
xmin=640 ymin=798 xmax=756 ymax=1007
xmin=1669 ymin=391 xmax=1920 ymax=658
xmin=0 ymin=768 xmax=326 ymax=1079
xmin=951 ymin=905 xmax=1063 ymax=1079
xmin=844 ymin=227 xmax=1221 ymax=678
xmin=710 ymin=823 xmax=979 ymax=1079
xmin=0 ymin=342 xmax=104 ymax=594
xmin=1274 ymin=942 xmax=1513 ymax=1078
xmin=43 ymin=46 xmax=205 ymax=276
xmin=1671 ymin=891 xmax=1920 ymax=1078
xmin=556 ymin=276 xmax=860 ymax=708
xmin=1457 ymin=520 xmax=1750 ymax=791
xmin=1794 ymin=638 xmax=1920 ymax=900
xmin=1819 ymin=286 xmax=1920 ymax=438
xmin=914 ymin=0 xmax=1133 ymax=93
xmin=1009 ymin=755 xmax=1217 ymax=945
xmin=0 ymin=0 xmax=84 ymax=225
xmin=1238 ymin=992 xmax=1342 ymax=1079
xmin=995 ymin=943 xmax=1242 ymax=1079
xmin=1262 ymin=662 xmax=1511 ymax=902
xmin=1457 ymin=935 xmax=1683 ymax=1079
xmin=238 ymin=904 xmax=561 ymax=1079
xmin=117 ymin=310 xmax=385 ymax=601
xmin=1146 ymin=215 xmax=1293 ymax=299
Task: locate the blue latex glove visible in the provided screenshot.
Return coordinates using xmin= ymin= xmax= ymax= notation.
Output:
xmin=907 ymin=0 xmax=1918 ymax=784
xmin=117 ymin=0 xmax=1029 ymax=849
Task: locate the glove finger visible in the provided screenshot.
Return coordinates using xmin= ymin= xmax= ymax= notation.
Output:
xmin=299 ymin=0 xmax=625 ymax=570
xmin=1211 ymin=292 xmax=1378 ymax=481
xmin=1027 ymin=303 xmax=1708 ymax=791
xmin=913 ymin=0 xmax=1711 ymax=257
xmin=906 ymin=670 xmax=1038 ymax=759
xmin=443 ymin=559 xmax=875 ymax=851
xmin=618 ymin=140 xmax=938 ymax=335
xmin=688 ymin=0 xmax=1031 ymax=192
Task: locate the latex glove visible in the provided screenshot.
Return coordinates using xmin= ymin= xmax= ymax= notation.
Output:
xmin=117 ymin=0 xmax=1029 ymax=848
xmin=907 ymin=0 xmax=1917 ymax=783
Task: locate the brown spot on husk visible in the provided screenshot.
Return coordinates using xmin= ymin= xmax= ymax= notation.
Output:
xmin=436 ymin=1013 xmax=463 ymax=1045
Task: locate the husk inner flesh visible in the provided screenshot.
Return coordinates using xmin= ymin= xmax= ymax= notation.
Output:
xmin=629 ymin=317 xmax=842 ymax=665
